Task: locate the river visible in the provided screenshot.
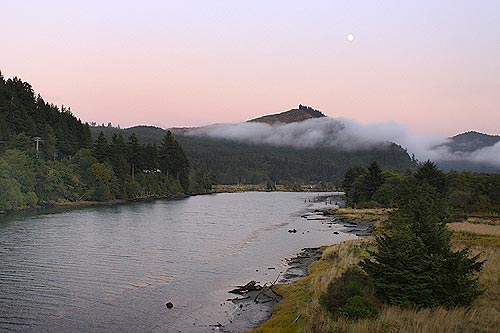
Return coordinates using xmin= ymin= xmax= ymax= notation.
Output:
xmin=0 ymin=192 xmax=354 ymax=332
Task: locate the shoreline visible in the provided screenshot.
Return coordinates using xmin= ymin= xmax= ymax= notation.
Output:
xmin=223 ymin=197 xmax=361 ymax=333
xmin=222 ymin=248 xmax=323 ymax=333
xmin=227 ymin=207 xmax=376 ymax=333
xmin=0 ymin=193 xmax=192 ymax=218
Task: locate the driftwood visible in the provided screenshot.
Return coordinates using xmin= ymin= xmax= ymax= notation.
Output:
xmin=254 ymin=273 xmax=281 ymax=303
xmin=229 ymin=280 xmax=262 ymax=295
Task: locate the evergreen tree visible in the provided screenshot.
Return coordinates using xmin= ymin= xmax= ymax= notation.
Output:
xmin=126 ymin=133 xmax=142 ymax=182
xmin=143 ymin=143 xmax=160 ymax=171
xmin=159 ymin=131 xmax=190 ymax=193
xmin=109 ymin=133 xmax=128 ymax=197
xmin=94 ymin=131 xmax=109 ymax=163
xmin=342 ymin=166 xmax=366 ymax=206
xmin=360 ymin=161 xmax=385 ymax=201
xmin=415 ymin=160 xmax=448 ymax=194
xmin=362 ymin=182 xmax=483 ymax=308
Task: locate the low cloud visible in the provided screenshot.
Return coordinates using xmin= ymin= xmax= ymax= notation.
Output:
xmin=187 ymin=117 xmax=499 ymax=167
xmin=447 ymin=142 xmax=500 ymax=167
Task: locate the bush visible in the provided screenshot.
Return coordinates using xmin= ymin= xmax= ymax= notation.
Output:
xmin=362 ymin=183 xmax=483 ymax=308
xmin=320 ymin=267 xmax=379 ymax=320
xmin=337 ymin=295 xmax=379 ymax=320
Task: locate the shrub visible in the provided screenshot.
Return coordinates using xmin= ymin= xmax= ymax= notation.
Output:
xmin=337 ymin=295 xmax=379 ymax=320
xmin=320 ymin=267 xmax=379 ymax=320
xmin=362 ymin=182 xmax=483 ymax=308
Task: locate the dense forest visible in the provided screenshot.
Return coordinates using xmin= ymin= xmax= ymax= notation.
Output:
xmin=319 ymin=161 xmax=487 ymax=325
xmin=91 ymin=125 xmax=417 ymax=186
xmin=342 ymin=160 xmax=500 ymax=214
xmin=0 ymin=74 xmax=204 ymax=212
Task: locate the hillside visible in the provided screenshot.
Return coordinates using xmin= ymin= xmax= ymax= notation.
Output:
xmin=248 ymin=105 xmax=326 ymax=124
xmin=436 ymin=131 xmax=500 ymax=173
xmin=91 ymin=122 xmax=416 ymax=185
xmin=0 ymin=74 xmax=92 ymax=157
xmin=0 ymin=74 xmax=193 ymax=211
xmin=446 ymin=131 xmax=500 ymax=153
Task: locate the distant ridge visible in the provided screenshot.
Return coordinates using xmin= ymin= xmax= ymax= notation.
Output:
xmin=446 ymin=131 xmax=500 ymax=153
xmin=248 ymin=105 xmax=326 ymax=124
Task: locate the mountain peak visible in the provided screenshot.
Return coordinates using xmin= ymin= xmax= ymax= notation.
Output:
xmin=248 ymin=105 xmax=326 ymax=124
xmin=446 ymin=131 xmax=500 ymax=153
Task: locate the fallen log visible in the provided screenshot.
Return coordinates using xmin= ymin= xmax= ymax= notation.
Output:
xmin=229 ymin=280 xmax=262 ymax=294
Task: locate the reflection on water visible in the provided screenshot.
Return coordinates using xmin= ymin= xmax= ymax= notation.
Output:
xmin=0 ymin=192 xmax=354 ymax=332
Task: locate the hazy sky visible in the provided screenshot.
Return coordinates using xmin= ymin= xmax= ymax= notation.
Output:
xmin=1 ymin=1 xmax=499 ymax=135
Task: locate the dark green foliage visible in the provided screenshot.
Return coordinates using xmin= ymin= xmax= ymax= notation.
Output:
xmin=343 ymin=159 xmax=500 ymax=215
xmin=160 ymin=131 xmax=190 ymax=193
xmin=0 ymin=76 xmax=92 ymax=157
xmin=90 ymin=125 xmax=417 ymax=185
xmin=126 ymin=133 xmax=142 ymax=182
xmin=94 ymin=131 xmax=109 ymax=163
xmin=362 ymin=182 xmax=483 ymax=308
xmin=337 ymin=296 xmax=380 ymax=321
xmin=415 ymin=160 xmax=448 ymax=194
xmin=342 ymin=166 xmax=366 ymax=204
xmin=0 ymin=74 xmax=192 ymax=211
xmin=361 ymin=162 xmax=385 ymax=201
xmin=321 ymin=267 xmax=379 ymax=321
xmin=189 ymin=171 xmax=215 ymax=194
xmin=446 ymin=171 xmax=500 ymax=214
xmin=342 ymin=162 xmax=386 ymax=207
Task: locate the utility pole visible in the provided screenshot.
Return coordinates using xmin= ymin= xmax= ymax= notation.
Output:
xmin=33 ymin=137 xmax=42 ymax=158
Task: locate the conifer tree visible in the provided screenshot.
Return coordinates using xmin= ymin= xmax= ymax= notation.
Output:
xmin=94 ymin=131 xmax=109 ymax=163
xmin=362 ymin=181 xmax=483 ymax=308
xmin=415 ymin=160 xmax=448 ymax=194
xmin=126 ymin=133 xmax=142 ymax=182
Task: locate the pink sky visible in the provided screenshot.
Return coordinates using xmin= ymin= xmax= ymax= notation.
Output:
xmin=1 ymin=1 xmax=499 ymax=136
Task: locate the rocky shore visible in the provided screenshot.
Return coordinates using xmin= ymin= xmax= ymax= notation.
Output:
xmin=221 ymin=248 xmax=322 ymax=332
xmin=221 ymin=196 xmax=377 ymax=333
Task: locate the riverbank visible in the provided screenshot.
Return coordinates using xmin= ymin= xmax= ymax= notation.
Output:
xmin=222 ymin=248 xmax=323 ymax=332
xmin=0 ymin=193 xmax=191 ymax=217
xmin=212 ymin=184 xmax=340 ymax=193
xmin=244 ymin=209 xmax=500 ymax=333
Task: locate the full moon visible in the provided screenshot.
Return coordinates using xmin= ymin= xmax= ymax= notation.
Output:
xmin=347 ymin=33 xmax=355 ymax=42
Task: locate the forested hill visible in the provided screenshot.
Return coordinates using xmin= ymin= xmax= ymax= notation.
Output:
xmin=248 ymin=105 xmax=326 ymax=124
xmin=436 ymin=131 xmax=500 ymax=173
xmin=447 ymin=131 xmax=500 ymax=153
xmin=0 ymin=74 xmax=195 ymax=212
xmin=91 ymin=124 xmax=417 ymax=185
xmin=0 ymin=73 xmax=92 ymax=157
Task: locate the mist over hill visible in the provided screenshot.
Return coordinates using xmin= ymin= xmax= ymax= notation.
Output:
xmin=90 ymin=107 xmax=500 ymax=184
xmin=248 ymin=105 xmax=326 ymax=124
xmin=435 ymin=132 xmax=500 ymax=172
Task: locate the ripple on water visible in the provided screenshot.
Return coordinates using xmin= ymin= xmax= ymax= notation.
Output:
xmin=0 ymin=192 xmax=353 ymax=332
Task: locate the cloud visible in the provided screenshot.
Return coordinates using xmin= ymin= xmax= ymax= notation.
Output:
xmin=446 ymin=142 xmax=500 ymax=167
xmin=187 ymin=117 xmax=498 ymax=166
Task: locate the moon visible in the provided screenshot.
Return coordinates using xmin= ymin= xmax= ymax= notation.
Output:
xmin=346 ymin=33 xmax=355 ymax=42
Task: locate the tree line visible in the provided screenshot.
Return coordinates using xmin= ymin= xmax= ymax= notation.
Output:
xmin=343 ymin=160 xmax=500 ymax=214
xmin=322 ymin=160 xmax=493 ymax=320
xmin=0 ymin=73 xmax=209 ymax=211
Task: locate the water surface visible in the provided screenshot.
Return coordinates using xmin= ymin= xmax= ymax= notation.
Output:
xmin=0 ymin=192 xmax=354 ymax=332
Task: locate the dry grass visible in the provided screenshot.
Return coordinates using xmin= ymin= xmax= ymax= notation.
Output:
xmin=464 ymin=215 xmax=500 ymax=226
xmin=246 ymin=240 xmax=369 ymax=333
xmin=212 ymin=184 xmax=267 ymax=192
xmin=448 ymin=222 xmax=500 ymax=237
xmin=246 ymin=210 xmax=500 ymax=333
xmin=334 ymin=208 xmax=392 ymax=224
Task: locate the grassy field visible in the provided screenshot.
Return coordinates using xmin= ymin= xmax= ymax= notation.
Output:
xmin=212 ymin=184 xmax=340 ymax=193
xmin=246 ymin=209 xmax=500 ymax=333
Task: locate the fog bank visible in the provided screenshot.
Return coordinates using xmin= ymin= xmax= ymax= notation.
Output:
xmin=188 ymin=117 xmax=499 ymax=167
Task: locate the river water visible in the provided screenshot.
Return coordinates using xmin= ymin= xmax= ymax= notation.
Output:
xmin=0 ymin=192 xmax=354 ymax=332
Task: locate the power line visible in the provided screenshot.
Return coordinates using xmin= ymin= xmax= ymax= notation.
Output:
xmin=32 ymin=137 xmax=42 ymax=158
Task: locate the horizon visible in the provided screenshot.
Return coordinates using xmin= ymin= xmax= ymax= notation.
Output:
xmin=2 ymin=1 xmax=500 ymax=136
